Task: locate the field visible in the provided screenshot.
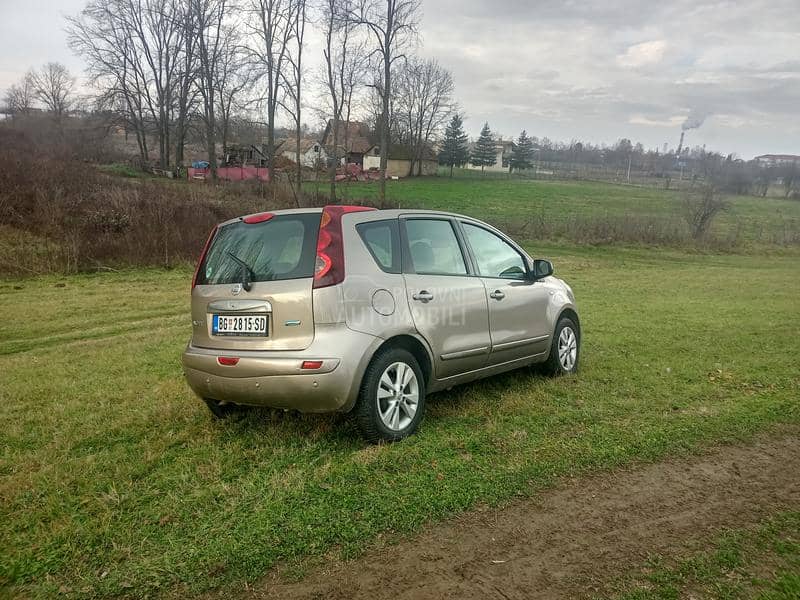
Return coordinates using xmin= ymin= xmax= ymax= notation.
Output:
xmin=2 ymin=235 xmax=799 ymax=597
xmin=331 ymin=176 xmax=800 ymax=246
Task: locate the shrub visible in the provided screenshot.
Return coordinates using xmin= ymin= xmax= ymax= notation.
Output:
xmin=0 ymin=129 xmax=300 ymax=275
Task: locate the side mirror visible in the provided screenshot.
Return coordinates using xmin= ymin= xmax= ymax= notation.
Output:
xmin=529 ymin=258 xmax=553 ymax=280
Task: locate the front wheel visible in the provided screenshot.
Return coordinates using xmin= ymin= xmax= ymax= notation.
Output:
xmin=544 ymin=317 xmax=580 ymax=375
xmin=354 ymin=348 xmax=426 ymax=444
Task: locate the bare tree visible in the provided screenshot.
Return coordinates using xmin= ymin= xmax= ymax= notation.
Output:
xmin=394 ymin=57 xmax=453 ymax=176
xmin=347 ymin=0 xmax=420 ymax=203
xmin=247 ymin=0 xmax=296 ymax=174
xmin=215 ymin=27 xmax=250 ymax=160
xmin=69 ymin=0 xmax=152 ymax=164
xmin=28 ymin=63 xmax=76 ymax=118
xmin=282 ymin=0 xmax=308 ymax=189
xmin=320 ymin=0 xmax=368 ymax=200
xmin=192 ymin=0 xmax=230 ymax=178
xmin=174 ymin=5 xmax=199 ymax=169
xmin=683 ymin=185 xmax=728 ymax=240
xmin=69 ymin=0 xmax=189 ymax=170
xmin=3 ymin=73 xmax=37 ymax=115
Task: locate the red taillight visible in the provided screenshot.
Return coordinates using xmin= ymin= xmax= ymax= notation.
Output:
xmin=243 ymin=212 xmax=274 ymax=224
xmin=313 ymin=205 xmax=375 ymax=288
xmin=192 ymin=226 xmax=218 ymax=289
xmin=217 ymin=357 xmax=240 ymax=366
xmin=301 ymin=360 xmax=323 ymax=370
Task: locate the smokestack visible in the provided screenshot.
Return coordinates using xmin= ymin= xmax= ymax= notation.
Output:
xmin=676 ymin=131 xmax=685 ymax=156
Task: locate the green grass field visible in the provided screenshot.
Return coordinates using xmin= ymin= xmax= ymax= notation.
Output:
xmin=2 ymin=242 xmax=799 ymax=598
xmin=326 ymin=176 xmax=800 ymax=246
xmin=610 ymin=511 xmax=800 ymax=599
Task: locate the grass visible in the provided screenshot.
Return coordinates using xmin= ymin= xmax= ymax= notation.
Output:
xmin=1 ymin=243 xmax=799 ymax=599
xmin=97 ymin=163 xmax=147 ymax=178
xmin=330 ymin=176 xmax=800 ymax=245
xmin=608 ymin=512 xmax=800 ymax=599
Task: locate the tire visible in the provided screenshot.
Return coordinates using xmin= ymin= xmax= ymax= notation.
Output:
xmin=203 ymin=398 xmax=245 ymax=419
xmin=354 ymin=348 xmax=426 ymax=444
xmin=543 ymin=316 xmax=580 ymax=376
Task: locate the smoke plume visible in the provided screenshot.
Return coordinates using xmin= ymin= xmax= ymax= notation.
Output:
xmin=682 ymin=109 xmax=709 ymax=131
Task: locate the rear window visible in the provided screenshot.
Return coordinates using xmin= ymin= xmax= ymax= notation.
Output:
xmin=196 ymin=213 xmax=321 ymax=285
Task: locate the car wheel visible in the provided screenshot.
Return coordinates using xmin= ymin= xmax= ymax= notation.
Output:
xmin=544 ymin=317 xmax=580 ymax=375
xmin=354 ymin=348 xmax=426 ymax=443
xmin=203 ymin=398 xmax=245 ymax=419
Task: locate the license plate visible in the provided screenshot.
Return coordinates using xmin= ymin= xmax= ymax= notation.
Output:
xmin=212 ymin=314 xmax=269 ymax=336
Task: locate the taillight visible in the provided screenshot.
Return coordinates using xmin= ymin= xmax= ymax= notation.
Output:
xmin=217 ymin=357 xmax=240 ymax=366
xmin=192 ymin=226 xmax=218 ymax=289
xmin=301 ymin=360 xmax=323 ymax=370
xmin=313 ymin=205 xmax=375 ymax=288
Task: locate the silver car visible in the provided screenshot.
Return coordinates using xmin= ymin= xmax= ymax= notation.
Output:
xmin=182 ymin=206 xmax=580 ymax=443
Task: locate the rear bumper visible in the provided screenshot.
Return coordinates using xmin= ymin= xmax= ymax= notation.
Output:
xmin=181 ymin=324 xmax=381 ymax=413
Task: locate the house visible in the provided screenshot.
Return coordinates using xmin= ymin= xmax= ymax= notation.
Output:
xmin=280 ymin=138 xmax=326 ymax=168
xmin=363 ymin=144 xmax=438 ymax=177
xmin=224 ymin=141 xmax=286 ymax=167
xmin=466 ymin=139 xmax=515 ymax=172
xmin=754 ymin=154 xmax=800 ymax=168
xmin=320 ymin=120 xmax=373 ymax=166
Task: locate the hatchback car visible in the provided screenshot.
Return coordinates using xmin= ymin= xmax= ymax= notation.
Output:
xmin=182 ymin=206 xmax=580 ymax=443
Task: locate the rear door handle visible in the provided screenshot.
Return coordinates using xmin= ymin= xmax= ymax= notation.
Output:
xmin=489 ymin=290 xmax=505 ymax=300
xmin=412 ymin=291 xmax=434 ymax=303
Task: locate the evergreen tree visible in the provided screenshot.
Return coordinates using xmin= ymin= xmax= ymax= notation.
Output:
xmin=439 ymin=114 xmax=470 ymax=177
xmin=471 ymin=122 xmax=497 ymax=174
xmin=510 ymin=130 xmax=535 ymax=172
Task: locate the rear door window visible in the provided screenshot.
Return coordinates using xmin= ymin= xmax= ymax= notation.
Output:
xmin=404 ymin=219 xmax=468 ymax=276
xmin=197 ymin=213 xmax=320 ymax=285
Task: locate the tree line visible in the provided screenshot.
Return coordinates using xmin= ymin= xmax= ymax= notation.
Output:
xmin=3 ymin=0 xmax=459 ymax=204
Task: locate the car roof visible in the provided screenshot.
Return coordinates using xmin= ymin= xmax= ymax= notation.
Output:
xmin=224 ymin=206 xmax=483 ymax=228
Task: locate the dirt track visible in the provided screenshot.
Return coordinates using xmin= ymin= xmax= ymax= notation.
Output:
xmin=242 ymin=430 xmax=800 ymax=599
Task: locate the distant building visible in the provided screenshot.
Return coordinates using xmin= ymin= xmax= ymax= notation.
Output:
xmin=754 ymin=154 xmax=800 ymax=167
xmin=280 ymin=138 xmax=326 ymax=168
xmin=320 ymin=120 xmax=373 ymax=166
xmin=466 ymin=139 xmax=516 ymax=172
xmin=363 ymin=144 xmax=438 ymax=177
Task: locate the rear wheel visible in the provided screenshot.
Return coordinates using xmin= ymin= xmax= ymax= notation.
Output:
xmin=544 ymin=317 xmax=580 ymax=375
xmin=354 ymin=348 xmax=426 ymax=443
xmin=203 ymin=398 xmax=246 ymax=419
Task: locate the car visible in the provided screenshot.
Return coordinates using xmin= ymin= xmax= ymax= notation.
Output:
xmin=182 ymin=205 xmax=580 ymax=443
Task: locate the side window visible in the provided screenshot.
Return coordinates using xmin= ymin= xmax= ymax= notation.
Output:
xmin=405 ymin=219 xmax=467 ymax=276
xmin=462 ymin=223 xmax=526 ymax=280
xmin=356 ymin=219 xmax=401 ymax=273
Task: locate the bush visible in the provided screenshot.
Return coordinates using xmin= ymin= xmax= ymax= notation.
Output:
xmin=0 ymin=129 xmax=302 ymax=275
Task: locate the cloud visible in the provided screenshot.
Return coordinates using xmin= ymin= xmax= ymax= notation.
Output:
xmin=1 ymin=0 xmax=799 ymax=158
xmin=616 ymin=40 xmax=668 ymax=68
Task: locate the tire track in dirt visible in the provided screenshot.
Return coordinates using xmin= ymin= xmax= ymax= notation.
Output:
xmin=242 ymin=429 xmax=800 ymax=600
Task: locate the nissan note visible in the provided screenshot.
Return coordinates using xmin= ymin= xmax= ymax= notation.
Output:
xmin=182 ymin=205 xmax=580 ymax=443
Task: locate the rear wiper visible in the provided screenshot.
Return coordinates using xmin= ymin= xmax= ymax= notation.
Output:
xmin=226 ymin=251 xmax=254 ymax=291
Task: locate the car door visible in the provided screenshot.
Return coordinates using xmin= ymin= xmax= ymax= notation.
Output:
xmin=459 ymin=221 xmax=551 ymax=364
xmin=401 ymin=217 xmax=491 ymax=379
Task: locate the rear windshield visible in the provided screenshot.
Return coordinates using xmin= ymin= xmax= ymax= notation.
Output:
xmin=196 ymin=213 xmax=321 ymax=285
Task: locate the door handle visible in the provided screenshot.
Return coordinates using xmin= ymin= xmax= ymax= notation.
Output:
xmin=489 ymin=290 xmax=505 ymax=300
xmin=412 ymin=290 xmax=434 ymax=303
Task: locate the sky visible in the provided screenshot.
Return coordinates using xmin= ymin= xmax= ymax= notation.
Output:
xmin=0 ymin=0 xmax=798 ymax=159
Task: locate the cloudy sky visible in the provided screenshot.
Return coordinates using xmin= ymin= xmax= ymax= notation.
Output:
xmin=1 ymin=0 xmax=798 ymax=158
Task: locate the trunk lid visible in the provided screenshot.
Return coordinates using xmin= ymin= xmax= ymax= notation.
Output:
xmin=191 ymin=211 xmax=321 ymax=351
